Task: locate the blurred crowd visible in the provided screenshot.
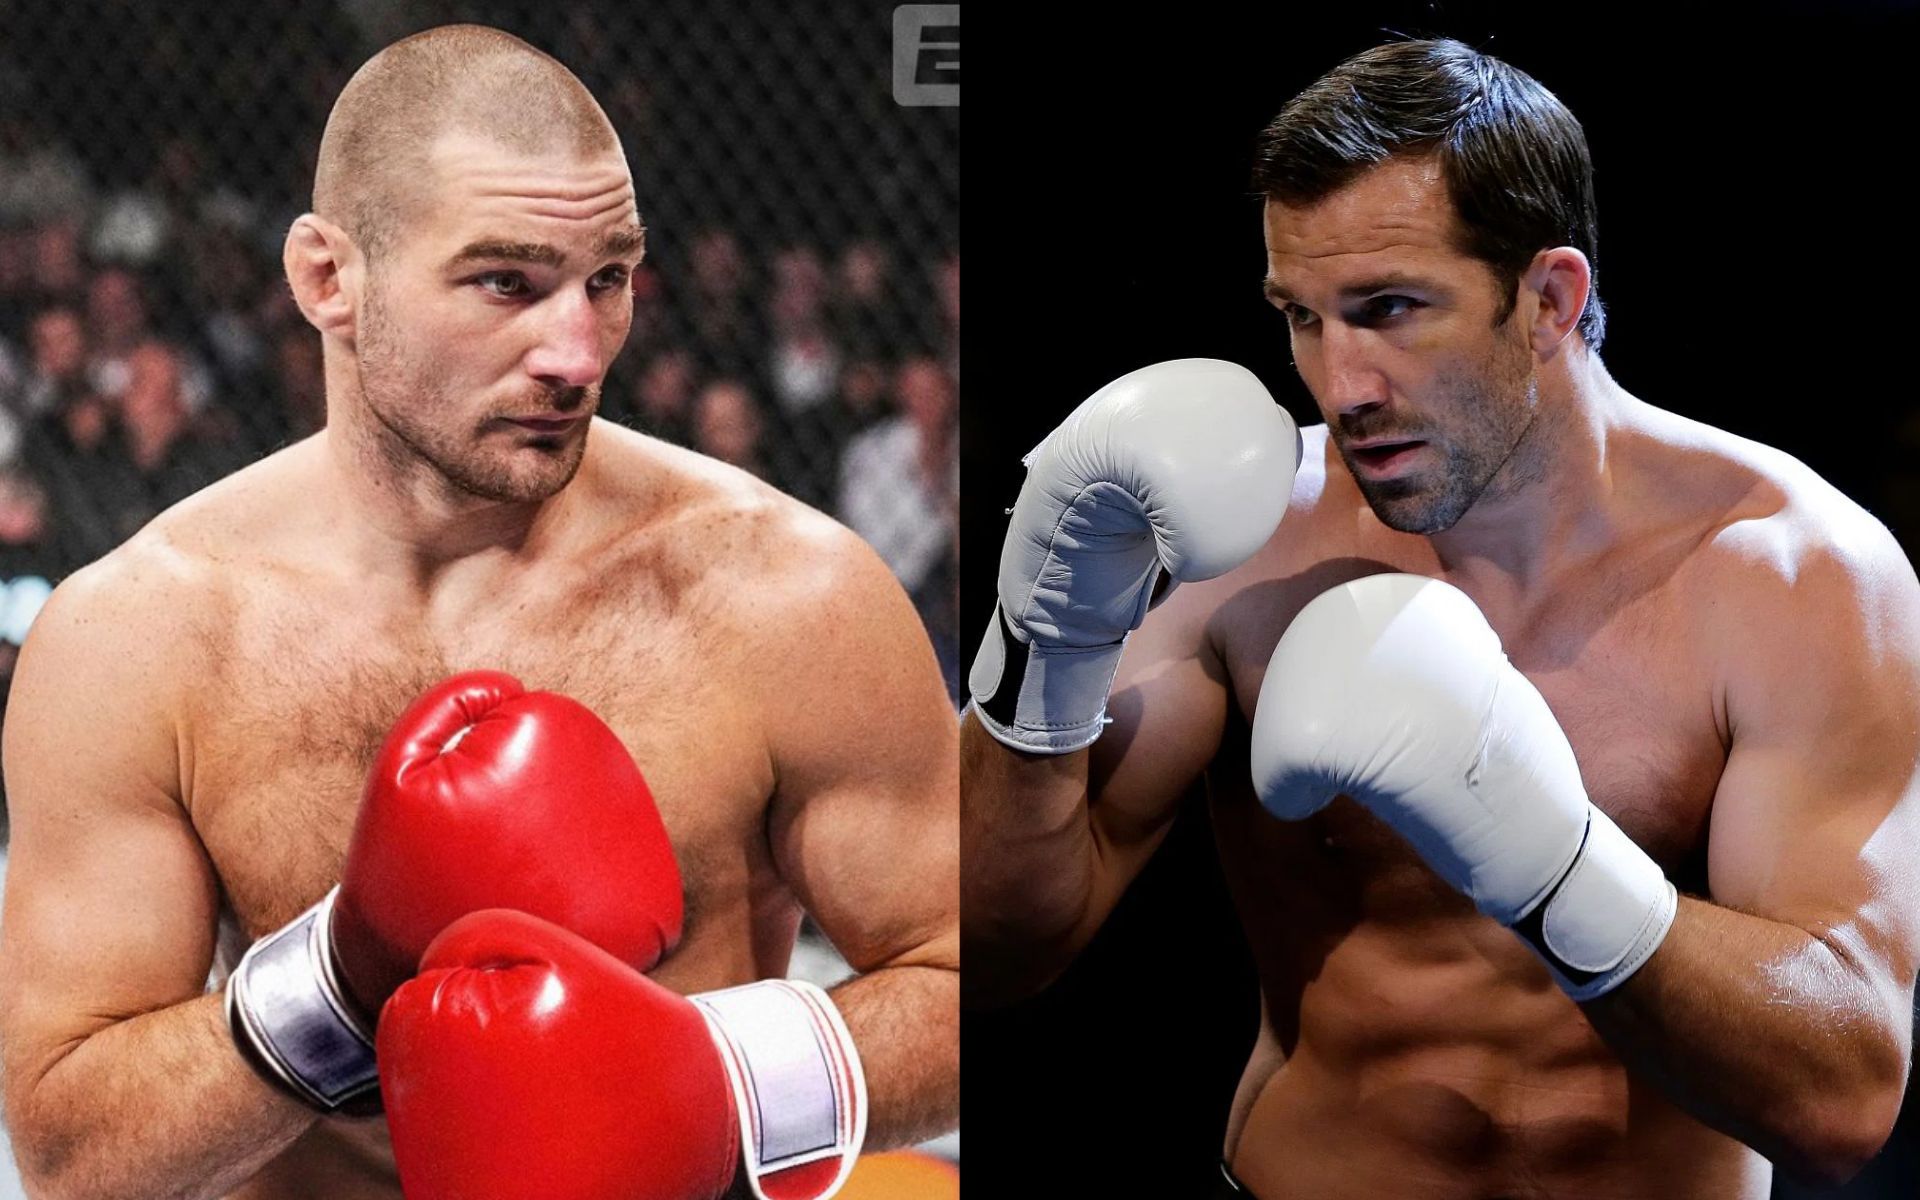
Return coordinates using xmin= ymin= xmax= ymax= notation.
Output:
xmin=0 ymin=108 xmax=961 ymax=806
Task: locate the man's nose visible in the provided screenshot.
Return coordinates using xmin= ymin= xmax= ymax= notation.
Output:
xmin=1317 ymin=322 xmax=1390 ymax=418
xmin=524 ymin=288 xmax=605 ymax=389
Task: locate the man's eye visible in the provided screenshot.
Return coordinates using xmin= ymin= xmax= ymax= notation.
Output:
xmin=475 ymin=272 xmax=530 ymax=298
xmin=1360 ymin=295 xmax=1417 ymax=323
xmin=1282 ymin=304 xmax=1319 ymax=330
xmin=589 ymin=265 xmax=631 ymax=293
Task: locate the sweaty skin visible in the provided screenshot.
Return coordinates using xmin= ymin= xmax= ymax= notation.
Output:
xmin=962 ymin=156 xmax=1920 ymax=1199
xmin=1 ymin=122 xmax=957 ymax=1200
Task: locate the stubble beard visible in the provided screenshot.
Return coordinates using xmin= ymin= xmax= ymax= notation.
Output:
xmin=1346 ymin=329 xmax=1542 ymax=536
xmin=354 ymin=284 xmax=596 ymax=505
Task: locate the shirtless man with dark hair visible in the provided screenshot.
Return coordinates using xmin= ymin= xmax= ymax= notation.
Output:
xmin=964 ymin=39 xmax=1920 ymax=1199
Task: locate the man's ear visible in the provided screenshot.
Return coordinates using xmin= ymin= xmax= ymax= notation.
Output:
xmin=283 ymin=214 xmax=364 ymax=341
xmin=1522 ymin=246 xmax=1590 ymax=356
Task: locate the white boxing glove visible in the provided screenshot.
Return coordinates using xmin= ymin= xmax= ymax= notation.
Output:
xmin=969 ymin=359 xmax=1299 ymax=754
xmin=1250 ymin=574 xmax=1676 ymax=1001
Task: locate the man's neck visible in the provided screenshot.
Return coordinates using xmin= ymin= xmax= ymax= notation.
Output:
xmin=1426 ymin=349 xmax=1630 ymax=604
xmin=319 ymin=405 xmax=583 ymax=590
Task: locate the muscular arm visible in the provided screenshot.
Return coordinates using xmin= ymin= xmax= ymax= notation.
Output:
xmin=960 ymin=573 xmax=1232 ymax=1004
xmin=759 ymin=521 xmax=961 ymax=1149
xmin=1583 ymin=522 xmax=1920 ymax=1185
xmin=0 ymin=554 xmax=316 ymax=1200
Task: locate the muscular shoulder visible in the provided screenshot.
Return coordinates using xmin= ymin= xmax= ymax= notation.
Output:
xmin=1655 ymin=412 xmax=1909 ymax=607
xmin=1641 ymin=412 xmax=1920 ymax=713
xmin=4 ymin=534 xmax=211 ymax=810
xmin=589 ymin=423 xmax=907 ymax=642
xmin=28 ymin=509 xmax=236 ymax=680
xmin=64 ymin=443 xmax=319 ymax=645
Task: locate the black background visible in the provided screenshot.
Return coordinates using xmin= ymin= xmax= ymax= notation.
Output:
xmin=961 ymin=4 xmax=1920 ymax=1196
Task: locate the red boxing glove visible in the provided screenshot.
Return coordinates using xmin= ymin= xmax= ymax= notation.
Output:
xmin=381 ymin=909 xmax=867 ymax=1200
xmin=227 ymin=671 xmax=684 ymax=1113
xmin=333 ymin=670 xmax=684 ymax=1002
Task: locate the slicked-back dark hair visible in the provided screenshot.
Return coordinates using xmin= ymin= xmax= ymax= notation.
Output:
xmin=1253 ymin=38 xmax=1605 ymax=349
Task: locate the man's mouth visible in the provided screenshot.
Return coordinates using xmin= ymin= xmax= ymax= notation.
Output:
xmin=1346 ymin=438 xmax=1427 ymax=475
xmin=504 ymin=414 xmax=584 ymax=434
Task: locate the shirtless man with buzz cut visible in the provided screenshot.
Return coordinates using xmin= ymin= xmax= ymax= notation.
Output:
xmin=964 ymin=38 xmax=1920 ymax=1199
xmin=1 ymin=24 xmax=957 ymax=1200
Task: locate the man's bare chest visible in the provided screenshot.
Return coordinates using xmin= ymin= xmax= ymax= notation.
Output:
xmin=183 ymin=592 xmax=771 ymax=948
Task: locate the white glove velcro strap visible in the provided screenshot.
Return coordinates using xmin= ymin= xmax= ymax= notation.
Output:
xmin=1511 ymin=807 xmax=1678 ymax=1003
xmin=693 ymin=979 xmax=867 ymax=1200
xmin=966 ymin=601 xmax=1126 ymax=755
xmin=225 ymin=887 xmax=379 ymax=1112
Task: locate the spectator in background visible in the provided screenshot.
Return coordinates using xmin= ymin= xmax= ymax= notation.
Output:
xmin=628 ymin=346 xmax=697 ymax=446
xmin=837 ymin=359 xmax=891 ymax=434
xmin=117 ymin=341 xmax=201 ymax=486
xmin=0 ymin=113 xmax=92 ymax=233
xmin=27 ymin=218 xmax=87 ymax=315
xmin=103 ymin=340 xmax=232 ymax=549
xmin=90 ymin=138 xmax=188 ymax=268
xmin=21 ymin=325 xmax=237 ymax=569
xmin=838 ymin=356 xmax=955 ymax=622
xmin=19 ymin=307 xmax=100 ymax=427
xmin=8 ymin=306 xmax=94 ymax=464
xmin=84 ymin=266 xmax=218 ymax=437
xmin=16 ymin=306 xmax=117 ymax=571
xmin=85 ymin=268 xmax=157 ymax=404
xmin=0 ymin=470 xmax=54 ymax=582
xmin=185 ymin=223 xmax=273 ymax=396
xmin=832 ymin=239 xmax=893 ymax=359
xmin=689 ymin=228 xmax=757 ymax=373
xmin=693 ymin=377 xmax=767 ymax=479
xmin=764 ymin=245 xmax=848 ymax=510
xmin=768 ymin=245 xmax=839 ymax=417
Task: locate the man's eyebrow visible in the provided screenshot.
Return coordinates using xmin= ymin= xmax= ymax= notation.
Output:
xmin=448 ymin=240 xmax=565 ymax=268
xmin=1261 ymin=274 xmax=1443 ymax=302
xmin=600 ymin=225 xmax=647 ymax=259
xmin=445 ymin=228 xmax=646 ymax=270
xmin=1338 ymin=274 xmax=1439 ymax=298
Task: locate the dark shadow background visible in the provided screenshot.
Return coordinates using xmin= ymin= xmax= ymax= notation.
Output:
xmin=962 ymin=4 xmax=1920 ymax=1196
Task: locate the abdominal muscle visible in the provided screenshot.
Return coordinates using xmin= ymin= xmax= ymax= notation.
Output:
xmin=1221 ymin=909 xmax=1769 ymax=1200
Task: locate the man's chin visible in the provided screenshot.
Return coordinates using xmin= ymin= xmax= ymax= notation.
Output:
xmin=1358 ymin=477 xmax=1464 ymax=536
xmin=448 ymin=447 xmax=588 ymax=504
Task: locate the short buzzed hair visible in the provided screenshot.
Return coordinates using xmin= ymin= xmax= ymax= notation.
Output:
xmin=1254 ymin=39 xmax=1605 ymax=350
xmin=313 ymin=24 xmax=620 ymax=262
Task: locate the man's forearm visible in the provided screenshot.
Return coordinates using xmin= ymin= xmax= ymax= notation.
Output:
xmin=959 ymin=714 xmax=1100 ymax=1000
xmin=1583 ymin=895 xmax=1909 ymax=1185
xmin=829 ymin=960 xmax=958 ymax=1150
xmin=9 ymin=991 xmax=316 ymax=1200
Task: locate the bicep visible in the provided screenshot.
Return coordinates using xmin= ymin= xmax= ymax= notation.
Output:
xmin=0 ymin=572 xmax=218 ymax=1105
xmin=765 ymin=545 xmax=958 ymax=974
xmin=1706 ymin=548 xmax=1920 ymax=1002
